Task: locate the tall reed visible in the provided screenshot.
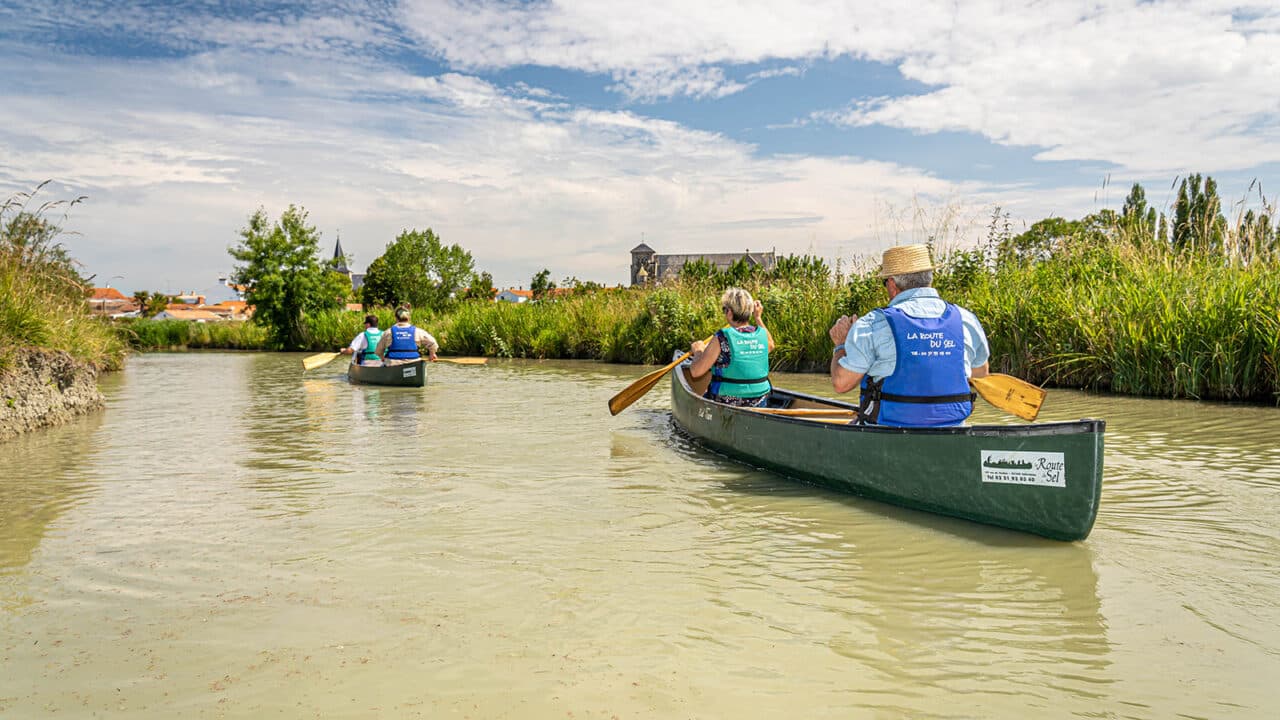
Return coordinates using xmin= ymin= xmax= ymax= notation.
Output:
xmin=1 ymin=186 xmax=126 ymax=372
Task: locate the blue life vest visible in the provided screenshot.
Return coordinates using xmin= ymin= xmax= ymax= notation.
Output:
xmin=859 ymin=305 xmax=974 ymax=427
xmin=385 ymin=325 xmax=420 ymax=360
xmin=711 ymin=326 xmax=771 ymax=399
xmin=360 ymin=328 xmax=383 ymax=363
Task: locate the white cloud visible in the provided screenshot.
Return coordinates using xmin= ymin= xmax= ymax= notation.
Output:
xmin=400 ymin=0 xmax=1280 ymax=173
xmin=0 ymin=40 xmax=1007 ymax=290
xmin=3 ymin=0 xmax=1273 ymax=293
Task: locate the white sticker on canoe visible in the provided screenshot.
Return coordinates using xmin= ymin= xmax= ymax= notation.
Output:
xmin=402 ymin=366 xmax=417 ymax=378
xmin=980 ymin=451 xmax=1066 ymax=487
xmin=697 ymin=406 xmax=714 ymax=421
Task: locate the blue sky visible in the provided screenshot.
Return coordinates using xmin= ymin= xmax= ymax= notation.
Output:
xmin=2 ymin=0 xmax=1278 ymax=295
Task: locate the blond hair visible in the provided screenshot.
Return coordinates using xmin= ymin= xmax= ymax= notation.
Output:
xmin=394 ymin=306 xmax=411 ymax=322
xmin=720 ymin=287 xmax=755 ymax=323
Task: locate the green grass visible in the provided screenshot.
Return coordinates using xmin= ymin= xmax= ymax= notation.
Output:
xmin=118 ymin=231 xmax=1279 ymax=404
xmin=1 ymin=193 xmax=127 ymax=373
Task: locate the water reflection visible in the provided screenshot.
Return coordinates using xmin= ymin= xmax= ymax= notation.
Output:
xmin=0 ymin=413 xmax=102 ymax=609
xmin=240 ymin=355 xmax=344 ymax=515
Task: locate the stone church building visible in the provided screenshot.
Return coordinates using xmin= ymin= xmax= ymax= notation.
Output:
xmin=629 ymin=243 xmax=777 ymax=286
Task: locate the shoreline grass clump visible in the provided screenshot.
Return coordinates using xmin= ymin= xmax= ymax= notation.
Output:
xmin=1 ymin=185 xmax=126 ymax=373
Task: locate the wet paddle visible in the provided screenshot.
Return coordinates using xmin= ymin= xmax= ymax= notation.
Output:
xmin=302 ymin=352 xmax=341 ymax=371
xmin=436 ymin=357 xmax=489 ymax=365
xmin=608 ymin=336 xmax=715 ymax=416
xmin=970 ymin=373 xmax=1045 ymax=421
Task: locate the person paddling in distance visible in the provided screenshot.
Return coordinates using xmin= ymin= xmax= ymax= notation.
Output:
xmin=688 ymin=287 xmax=776 ymax=408
xmin=340 ymin=314 xmax=384 ymax=366
xmin=829 ymin=244 xmax=991 ymax=427
xmin=375 ymin=306 xmax=439 ymax=366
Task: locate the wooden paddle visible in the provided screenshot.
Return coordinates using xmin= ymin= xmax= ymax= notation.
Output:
xmin=302 ymin=352 xmax=341 ymax=371
xmin=436 ymin=357 xmax=488 ymax=365
xmin=608 ymin=336 xmax=715 ymax=416
xmin=970 ymin=373 xmax=1045 ymax=421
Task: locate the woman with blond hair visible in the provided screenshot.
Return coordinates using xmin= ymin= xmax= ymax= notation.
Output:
xmin=688 ymin=287 xmax=775 ymax=407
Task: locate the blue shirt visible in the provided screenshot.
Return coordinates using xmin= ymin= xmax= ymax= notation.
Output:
xmin=839 ymin=287 xmax=990 ymax=379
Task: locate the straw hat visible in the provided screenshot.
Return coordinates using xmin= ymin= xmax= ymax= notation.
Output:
xmin=878 ymin=244 xmax=935 ymax=278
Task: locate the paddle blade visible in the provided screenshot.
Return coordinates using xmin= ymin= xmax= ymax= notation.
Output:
xmin=437 ymin=357 xmax=488 ymax=365
xmin=302 ymin=352 xmax=340 ymax=371
xmin=608 ymin=351 xmax=692 ymax=416
xmin=971 ymin=373 xmax=1046 ymax=421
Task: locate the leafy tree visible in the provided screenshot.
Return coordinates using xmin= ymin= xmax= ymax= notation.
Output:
xmin=228 ymin=205 xmax=341 ymax=349
xmin=678 ymin=258 xmax=719 ymax=285
xmin=361 ymin=228 xmax=475 ymax=310
xmin=131 ymin=290 xmax=172 ymax=317
xmin=530 ymin=268 xmax=556 ymax=300
xmin=1172 ymin=173 xmax=1226 ymax=253
xmin=1 ymin=187 xmax=88 ymax=298
xmin=723 ymin=257 xmax=763 ymax=286
xmin=769 ymin=254 xmax=830 ymax=286
xmin=1120 ymin=183 xmax=1158 ymax=245
xmin=998 ymin=217 xmax=1082 ymax=265
xmin=461 ymin=271 xmax=497 ymax=302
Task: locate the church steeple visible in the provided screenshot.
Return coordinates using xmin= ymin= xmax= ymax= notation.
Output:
xmin=332 ymin=233 xmax=350 ymax=274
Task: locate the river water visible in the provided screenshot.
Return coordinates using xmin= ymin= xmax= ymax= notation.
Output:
xmin=1 ymin=352 xmax=1277 ymax=719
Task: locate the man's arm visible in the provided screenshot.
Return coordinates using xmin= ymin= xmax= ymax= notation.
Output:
xmin=830 ymin=347 xmax=864 ymax=394
xmin=417 ymin=329 xmax=439 ymax=360
xmin=828 ymin=316 xmax=865 ymax=394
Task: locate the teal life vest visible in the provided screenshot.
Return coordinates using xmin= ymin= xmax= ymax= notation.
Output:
xmin=361 ymin=328 xmax=383 ymax=362
xmin=712 ymin=326 xmax=771 ymax=398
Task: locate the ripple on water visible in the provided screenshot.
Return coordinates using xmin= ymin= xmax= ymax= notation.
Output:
xmin=1 ymin=356 xmax=1277 ymax=719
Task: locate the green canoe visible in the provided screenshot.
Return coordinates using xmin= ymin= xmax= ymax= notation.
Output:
xmin=670 ymin=364 xmax=1104 ymax=541
xmin=347 ymin=359 xmax=427 ymax=387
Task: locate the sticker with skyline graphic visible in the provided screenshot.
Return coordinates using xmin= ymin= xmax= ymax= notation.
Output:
xmin=981 ymin=451 xmax=1066 ymax=488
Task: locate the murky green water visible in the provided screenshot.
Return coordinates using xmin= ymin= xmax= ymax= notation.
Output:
xmin=2 ymin=353 xmax=1278 ymax=718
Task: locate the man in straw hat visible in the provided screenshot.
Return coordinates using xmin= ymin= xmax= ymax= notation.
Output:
xmin=828 ymin=244 xmax=990 ymax=427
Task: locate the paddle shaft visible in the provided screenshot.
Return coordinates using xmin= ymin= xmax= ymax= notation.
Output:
xmin=608 ymin=335 xmax=715 ymax=416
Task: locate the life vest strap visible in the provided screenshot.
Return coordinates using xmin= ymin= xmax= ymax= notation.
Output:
xmin=715 ymin=375 xmax=770 ymax=385
xmin=876 ymin=391 xmax=976 ymax=404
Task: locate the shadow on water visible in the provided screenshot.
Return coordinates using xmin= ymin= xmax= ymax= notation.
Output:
xmin=0 ymin=412 xmax=104 ymax=610
xmin=614 ymin=407 xmax=1111 ymax=707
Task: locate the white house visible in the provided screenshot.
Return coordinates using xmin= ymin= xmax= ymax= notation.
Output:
xmin=496 ymin=288 xmax=532 ymax=303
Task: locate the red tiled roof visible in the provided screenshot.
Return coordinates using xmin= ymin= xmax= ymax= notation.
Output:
xmin=89 ymin=287 xmax=128 ymax=301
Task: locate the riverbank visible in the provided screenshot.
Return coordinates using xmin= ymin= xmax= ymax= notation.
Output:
xmin=1 ymin=187 xmax=127 ymax=441
xmin=119 ymin=239 xmax=1280 ymax=403
xmin=0 ymin=348 xmax=104 ymax=441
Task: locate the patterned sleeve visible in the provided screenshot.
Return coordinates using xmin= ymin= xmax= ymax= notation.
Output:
xmin=713 ymin=330 xmax=732 ymax=368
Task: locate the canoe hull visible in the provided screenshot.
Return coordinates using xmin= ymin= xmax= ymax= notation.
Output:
xmin=670 ymin=365 xmax=1103 ymax=541
xmin=347 ymin=360 xmax=427 ymax=387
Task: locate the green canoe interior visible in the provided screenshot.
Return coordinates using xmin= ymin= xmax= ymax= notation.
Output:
xmin=670 ymin=365 xmax=1104 ymax=541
